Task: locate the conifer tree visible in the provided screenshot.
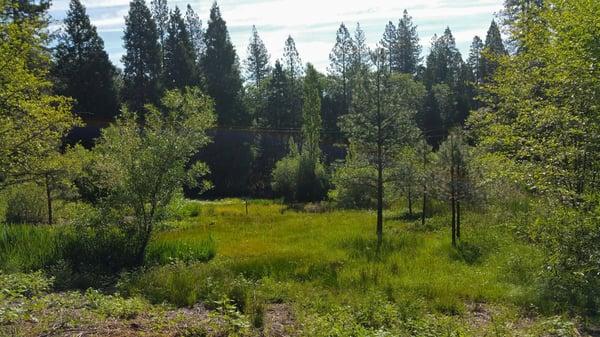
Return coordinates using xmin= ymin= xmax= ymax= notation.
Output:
xmin=150 ymin=0 xmax=168 ymax=62
xmin=328 ymin=23 xmax=354 ymax=115
xmin=283 ymin=35 xmax=303 ymax=82
xmin=53 ymin=0 xmax=119 ymax=120
xmin=380 ymin=21 xmax=398 ymax=71
xmin=481 ymin=20 xmax=507 ymax=82
xmin=185 ymin=4 xmax=204 ymax=63
xmin=201 ymin=2 xmax=248 ymax=126
xmin=264 ymin=60 xmax=294 ymax=127
xmin=467 ymin=36 xmax=484 ymax=84
xmin=396 ymin=10 xmax=421 ymax=74
xmin=121 ymin=0 xmax=161 ymax=113
xmin=352 ymin=23 xmax=371 ymax=75
xmin=163 ymin=6 xmax=198 ymax=89
xmin=244 ymin=25 xmax=271 ymax=86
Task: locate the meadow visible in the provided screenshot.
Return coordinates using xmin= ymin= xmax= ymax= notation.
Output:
xmin=0 ymin=198 xmax=586 ymax=336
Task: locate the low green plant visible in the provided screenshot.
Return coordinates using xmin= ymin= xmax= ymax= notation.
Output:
xmin=145 ymin=236 xmax=216 ymax=265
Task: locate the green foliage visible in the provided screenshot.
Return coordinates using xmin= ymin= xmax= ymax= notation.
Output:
xmin=271 ymin=140 xmax=328 ymax=203
xmin=163 ymin=6 xmax=199 ymax=90
xmin=90 ymin=87 xmax=215 ymax=265
xmin=0 ymin=0 xmax=79 ymax=190
xmin=4 ymin=183 xmax=46 ymax=224
xmin=0 ymin=224 xmax=61 ymax=272
xmin=53 ymin=0 xmax=119 ymax=120
xmin=121 ymin=0 xmax=161 ymax=112
xmin=244 ymin=25 xmax=271 ymax=86
xmin=145 ymin=236 xmax=216 ymax=265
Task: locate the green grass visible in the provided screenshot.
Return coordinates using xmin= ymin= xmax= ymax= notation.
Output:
xmin=1 ymin=199 xmax=561 ymax=335
xmin=117 ymin=199 xmax=548 ymax=335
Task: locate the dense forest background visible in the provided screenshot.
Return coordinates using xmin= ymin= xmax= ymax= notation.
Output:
xmin=43 ymin=0 xmax=506 ymax=198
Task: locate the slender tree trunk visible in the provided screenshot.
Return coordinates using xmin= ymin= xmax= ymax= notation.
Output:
xmin=450 ymin=160 xmax=456 ymax=247
xmin=45 ymin=174 xmax=52 ymax=225
xmin=421 ymin=193 xmax=427 ymax=227
xmin=377 ymin=155 xmax=383 ymax=251
xmin=456 ymin=200 xmax=461 ymax=240
xmin=407 ymin=187 xmax=413 ymax=216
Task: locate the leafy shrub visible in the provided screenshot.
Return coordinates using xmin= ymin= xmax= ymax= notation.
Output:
xmin=271 ymin=143 xmax=328 ymax=203
xmin=536 ymin=208 xmax=600 ymax=315
xmin=4 ymin=183 xmax=47 ymax=224
xmin=329 ymin=163 xmax=378 ymax=209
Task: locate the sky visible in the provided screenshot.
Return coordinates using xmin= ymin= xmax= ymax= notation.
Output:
xmin=48 ymin=0 xmax=505 ymax=73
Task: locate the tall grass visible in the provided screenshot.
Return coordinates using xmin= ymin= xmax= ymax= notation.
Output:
xmin=0 ymin=224 xmax=61 ymax=272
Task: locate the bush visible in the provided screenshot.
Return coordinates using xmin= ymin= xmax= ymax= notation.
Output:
xmin=536 ymin=207 xmax=600 ymax=315
xmin=4 ymin=183 xmax=47 ymax=224
xmin=271 ymin=152 xmax=328 ymax=203
xmin=329 ymin=163 xmax=378 ymax=209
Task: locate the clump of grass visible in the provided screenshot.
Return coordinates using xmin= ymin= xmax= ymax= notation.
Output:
xmin=145 ymin=236 xmax=216 ymax=265
xmin=0 ymin=224 xmax=62 ymax=272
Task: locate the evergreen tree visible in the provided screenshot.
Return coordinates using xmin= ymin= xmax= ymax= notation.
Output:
xmin=244 ymin=25 xmax=271 ymax=86
xmin=351 ymin=23 xmax=371 ymax=75
xmin=481 ymin=20 xmax=507 ymax=82
xmin=264 ymin=60 xmax=295 ymax=128
xmin=53 ymin=0 xmax=119 ymax=121
xmin=121 ymin=0 xmax=161 ymax=113
xmin=380 ymin=21 xmax=398 ymax=71
xmin=467 ymin=36 xmax=484 ymax=84
xmin=396 ymin=10 xmax=421 ymax=74
xmin=163 ymin=6 xmax=198 ymax=90
xmin=185 ymin=4 xmax=204 ymax=63
xmin=6 ymin=0 xmax=50 ymax=21
xmin=201 ymin=2 xmax=248 ymax=126
xmin=328 ymin=22 xmax=354 ymax=115
xmin=283 ymin=35 xmax=303 ymax=82
xmin=150 ymin=0 xmax=168 ymax=62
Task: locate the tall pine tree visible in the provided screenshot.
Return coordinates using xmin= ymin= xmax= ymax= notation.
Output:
xmin=121 ymin=0 xmax=161 ymax=112
xmin=150 ymin=0 xmax=168 ymax=63
xmin=283 ymin=35 xmax=303 ymax=82
xmin=467 ymin=36 xmax=484 ymax=84
xmin=53 ymin=0 xmax=119 ymax=121
xmin=244 ymin=25 xmax=271 ymax=86
xmin=201 ymin=2 xmax=248 ymax=126
xmin=380 ymin=21 xmax=398 ymax=71
xmin=328 ymin=23 xmax=354 ymax=115
xmin=163 ymin=6 xmax=198 ymax=90
xmin=352 ymin=23 xmax=371 ymax=76
xmin=481 ymin=20 xmax=507 ymax=82
xmin=396 ymin=10 xmax=421 ymax=74
xmin=185 ymin=4 xmax=204 ymax=63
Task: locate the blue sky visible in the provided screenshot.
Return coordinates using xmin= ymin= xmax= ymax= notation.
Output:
xmin=49 ymin=0 xmax=504 ymax=72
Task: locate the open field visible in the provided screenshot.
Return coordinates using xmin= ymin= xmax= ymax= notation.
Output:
xmin=1 ymin=199 xmax=590 ymax=336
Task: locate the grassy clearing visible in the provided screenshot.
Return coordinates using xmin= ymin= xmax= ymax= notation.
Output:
xmin=0 ymin=199 xmax=585 ymax=336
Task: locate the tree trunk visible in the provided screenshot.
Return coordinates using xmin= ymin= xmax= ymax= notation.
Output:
xmin=45 ymin=174 xmax=52 ymax=225
xmin=456 ymin=200 xmax=461 ymax=240
xmin=407 ymin=187 xmax=413 ymax=216
xmin=377 ymin=160 xmax=383 ymax=251
xmin=450 ymin=160 xmax=456 ymax=247
xmin=421 ymin=193 xmax=427 ymax=227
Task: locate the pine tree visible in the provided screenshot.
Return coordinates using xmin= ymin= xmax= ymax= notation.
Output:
xmin=396 ymin=10 xmax=421 ymax=74
xmin=481 ymin=20 xmax=507 ymax=82
xmin=328 ymin=23 xmax=354 ymax=115
xmin=352 ymin=23 xmax=371 ymax=75
xmin=53 ymin=0 xmax=119 ymax=121
xmin=467 ymin=36 xmax=484 ymax=84
xmin=6 ymin=0 xmax=50 ymax=21
xmin=150 ymin=0 xmax=168 ymax=62
xmin=163 ymin=6 xmax=198 ymax=90
xmin=380 ymin=21 xmax=398 ymax=71
xmin=244 ymin=25 xmax=271 ymax=86
xmin=185 ymin=4 xmax=204 ymax=63
xmin=264 ymin=60 xmax=294 ymax=128
xmin=201 ymin=2 xmax=248 ymax=126
xmin=283 ymin=35 xmax=303 ymax=82
xmin=121 ymin=0 xmax=162 ymax=113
